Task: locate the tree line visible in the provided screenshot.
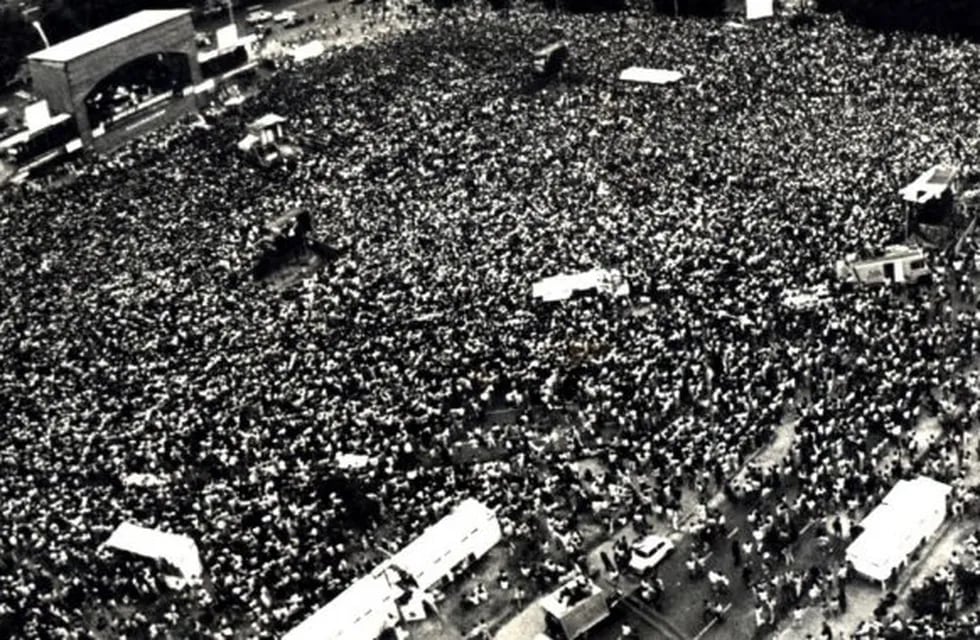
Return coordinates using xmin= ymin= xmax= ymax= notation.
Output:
xmin=816 ymin=0 xmax=980 ymax=38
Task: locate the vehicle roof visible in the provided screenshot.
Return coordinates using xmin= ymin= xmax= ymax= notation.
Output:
xmin=632 ymin=534 xmax=670 ymax=552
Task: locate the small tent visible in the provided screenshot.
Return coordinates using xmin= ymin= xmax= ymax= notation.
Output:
xmin=103 ymin=523 xmax=202 ymax=589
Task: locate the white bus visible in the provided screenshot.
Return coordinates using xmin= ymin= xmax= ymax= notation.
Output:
xmin=835 ymin=245 xmax=930 ymax=285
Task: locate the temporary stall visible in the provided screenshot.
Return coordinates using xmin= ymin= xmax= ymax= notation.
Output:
xmin=618 ymin=67 xmax=683 ymax=85
xmin=103 ymin=523 xmax=202 ymax=589
xmin=846 ymin=477 xmax=951 ymax=585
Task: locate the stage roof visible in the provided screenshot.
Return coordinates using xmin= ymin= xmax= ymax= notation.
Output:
xmin=28 ymin=10 xmax=190 ymax=64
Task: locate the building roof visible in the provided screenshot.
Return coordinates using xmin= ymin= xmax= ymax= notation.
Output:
xmin=28 ymin=10 xmax=191 ymax=64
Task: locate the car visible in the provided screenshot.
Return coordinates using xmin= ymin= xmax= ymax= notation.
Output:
xmin=273 ymin=10 xmax=297 ymax=23
xmin=245 ymin=9 xmax=273 ymax=24
xmin=628 ymin=534 xmax=674 ymax=574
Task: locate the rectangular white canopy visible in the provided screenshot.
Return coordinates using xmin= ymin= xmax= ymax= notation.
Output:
xmin=103 ymin=522 xmax=202 ymax=585
xmin=746 ymin=0 xmax=774 ymax=20
xmin=846 ymin=477 xmax=950 ymax=583
xmin=619 ymin=67 xmax=683 ymax=85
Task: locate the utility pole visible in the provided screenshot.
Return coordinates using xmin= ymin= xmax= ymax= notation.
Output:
xmin=31 ymin=20 xmax=50 ymax=49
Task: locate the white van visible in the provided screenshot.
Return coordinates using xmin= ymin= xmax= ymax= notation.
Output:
xmin=835 ymin=245 xmax=930 ymax=285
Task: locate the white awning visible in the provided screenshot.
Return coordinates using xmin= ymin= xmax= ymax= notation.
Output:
xmin=619 ymin=67 xmax=684 ymax=85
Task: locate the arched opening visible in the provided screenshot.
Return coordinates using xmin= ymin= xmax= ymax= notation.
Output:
xmin=84 ymin=51 xmax=191 ymax=129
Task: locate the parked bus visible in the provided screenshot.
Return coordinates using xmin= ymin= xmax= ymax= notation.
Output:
xmin=835 ymin=245 xmax=930 ymax=286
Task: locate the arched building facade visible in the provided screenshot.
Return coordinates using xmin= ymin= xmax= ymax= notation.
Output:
xmin=27 ymin=10 xmax=201 ymax=152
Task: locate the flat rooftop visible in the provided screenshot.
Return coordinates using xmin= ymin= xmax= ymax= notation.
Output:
xmin=28 ymin=10 xmax=191 ymax=64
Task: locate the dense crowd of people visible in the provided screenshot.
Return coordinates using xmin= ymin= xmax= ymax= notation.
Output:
xmin=856 ymin=529 xmax=980 ymax=638
xmin=4 ymin=2 xmax=980 ymax=638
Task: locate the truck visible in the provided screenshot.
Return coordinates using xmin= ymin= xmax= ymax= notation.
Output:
xmin=538 ymin=576 xmax=612 ymax=640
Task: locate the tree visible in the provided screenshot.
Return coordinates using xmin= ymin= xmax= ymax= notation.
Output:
xmin=815 ymin=0 xmax=980 ymax=38
xmin=0 ymin=8 xmax=40 ymax=87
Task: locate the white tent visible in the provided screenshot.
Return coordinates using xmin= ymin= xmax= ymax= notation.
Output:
xmin=899 ymin=164 xmax=957 ymax=204
xmin=103 ymin=523 xmax=202 ymax=588
xmin=846 ymin=477 xmax=951 ymax=584
xmin=532 ymin=269 xmax=629 ymax=302
xmin=282 ymin=572 xmax=400 ymax=640
xmin=746 ymin=0 xmax=774 ymax=20
xmin=618 ymin=67 xmax=683 ymax=85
